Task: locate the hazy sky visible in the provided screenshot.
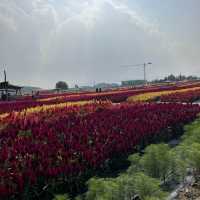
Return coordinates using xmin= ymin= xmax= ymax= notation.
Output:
xmin=0 ymin=0 xmax=200 ymax=88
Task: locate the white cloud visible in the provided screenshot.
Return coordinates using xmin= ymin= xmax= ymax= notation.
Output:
xmin=0 ymin=0 xmax=199 ymax=88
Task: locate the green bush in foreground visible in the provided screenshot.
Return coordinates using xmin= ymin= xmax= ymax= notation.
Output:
xmin=53 ymin=194 xmax=70 ymax=200
xmin=85 ymin=178 xmax=120 ymax=200
xmin=186 ymin=143 xmax=200 ymax=176
xmin=84 ymin=172 xmax=167 ymax=200
xmin=175 ymin=118 xmax=200 ymax=180
xmin=132 ymin=173 xmax=167 ymax=200
xmin=140 ymin=144 xmax=173 ymax=183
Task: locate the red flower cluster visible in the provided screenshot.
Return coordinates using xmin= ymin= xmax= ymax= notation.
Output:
xmin=0 ymin=103 xmax=199 ymax=197
xmin=160 ymin=89 xmax=200 ymax=103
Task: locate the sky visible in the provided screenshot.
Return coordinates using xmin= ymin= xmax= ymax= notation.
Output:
xmin=0 ymin=0 xmax=200 ymax=89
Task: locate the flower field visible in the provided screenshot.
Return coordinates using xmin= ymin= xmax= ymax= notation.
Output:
xmin=0 ymin=100 xmax=200 ymax=198
xmin=1 ymin=82 xmax=200 ymax=199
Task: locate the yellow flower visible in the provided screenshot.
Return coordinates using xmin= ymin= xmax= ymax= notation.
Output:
xmin=0 ymin=100 xmax=93 ymax=119
xmin=127 ymin=86 xmax=200 ymax=102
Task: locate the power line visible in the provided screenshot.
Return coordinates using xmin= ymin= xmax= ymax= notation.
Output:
xmin=121 ymin=62 xmax=152 ymax=85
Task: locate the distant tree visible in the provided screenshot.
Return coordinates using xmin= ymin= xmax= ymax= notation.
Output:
xmin=187 ymin=75 xmax=198 ymax=80
xmin=167 ymin=74 xmax=176 ymax=81
xmin=75 ymin=84 xmax=79 ymax=89
xmin=151 ymin=74 xmax=199 ymax=83
xmin=55 ymin=81 xmax=68 ymax=90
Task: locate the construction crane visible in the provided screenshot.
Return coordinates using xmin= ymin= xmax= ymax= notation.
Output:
xmin=121 ymin=62 xmax=152 ymax=85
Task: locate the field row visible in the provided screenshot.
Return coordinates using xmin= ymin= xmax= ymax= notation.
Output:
xmin=128 ymin=86 xmax=200 ymax=103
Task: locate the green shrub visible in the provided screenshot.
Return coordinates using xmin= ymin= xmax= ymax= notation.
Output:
xmin=127 ymin=153 xmax=141 ymax=174
xmin=182 ymin=118 xmax=200 ymax=145
xmin=140 ymin=144 xmax=172 ymax=183
xmin=116 ymin=173 xmax=136 ymax=200
xmin=186 ymin=143 xmax=200 ymax=175
xmin=171 ymin=144 xmax=190 ymax=182
xmin=53 ymin=194 xmax=70 ymax=200
xmin=85 ymin=178 xmax=120 ymax=200
xmin=133 ymin=172 xmax=167 ymax=200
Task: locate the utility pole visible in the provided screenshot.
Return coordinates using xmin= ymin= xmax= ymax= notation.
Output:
xmin=3 ymin=67 xmax=8 ymax=98
xmin=4 ymin=69 xmax=6 ymax=83
xmin=144 ymin=63 xmax=146 ymax=85
xmin=121 ymin=62 xmax=152 ymax=85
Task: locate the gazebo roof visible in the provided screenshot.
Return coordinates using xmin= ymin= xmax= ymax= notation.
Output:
xmin=0 ymin=82 xmax=22 ymax=90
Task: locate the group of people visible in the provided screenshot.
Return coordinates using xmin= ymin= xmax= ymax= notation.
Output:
xmin=31 ymin=91 xmax=40 ymax=99
xmin=96 ymin=88 xmax=102 ymax=93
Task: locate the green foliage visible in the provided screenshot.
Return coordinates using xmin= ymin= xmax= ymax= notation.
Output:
xmin=170 ymin=148 xmax=188 ymax=182
xmin=186 ymin=143 xmax=200 ymax=173
xmin=53 ymin=194 xmax=70 ymax=200
xmin=174 ymin=118 xmax=200 ymax=179
xmin=85 ymin=177 xmax=120 ymax=200
xmin=144 ymin=197 xmax=161 ymax=200
xmin=84 ymin=172 xmax=167 ymax=200
xmin=75 ymin=196 xmax=83 ymax=200
xmin=140 ymin=144 xmax=172 ymax=182
xmin=127 ymin=153 xmax=141 ymax=174
xmin=116 ymin=173 xmax=136 ymax=200
xmin=133 ymin=173 xmax=167 ymax=200
xmin=182 ymin=118 xmax=200 ymax=145
xmin=128 ymin=153 xmax=141 ymax=165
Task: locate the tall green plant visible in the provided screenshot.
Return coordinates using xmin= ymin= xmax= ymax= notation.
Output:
xmin=140 ymin=144 xmax=172 ymax=183
xmin=133 ymin=173 xmax=167 ymax=200
xmin=85 ymin=178 xmax=120 ymax=200
xmin=53 ymin=194 xmax=70 ymax=200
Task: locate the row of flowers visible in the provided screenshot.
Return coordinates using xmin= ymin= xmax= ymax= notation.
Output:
xmin=0 ymin=102 xmax=199 ymax=197
xmin=127 ymin=86 xmax=200 ymax=103
xmin=0 ymin=100 xmax=106 ymax=120
xmin=160 ymin=89 xmax=200 ymax=103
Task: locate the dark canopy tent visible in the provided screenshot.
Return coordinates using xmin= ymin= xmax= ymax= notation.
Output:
xmin=0 ymin=82 xmax=22 ymax=94
xmin=0 ymin=81 xmax=22 ymax=100
xmin=0 ymin=70 xmax=22 ymax=100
